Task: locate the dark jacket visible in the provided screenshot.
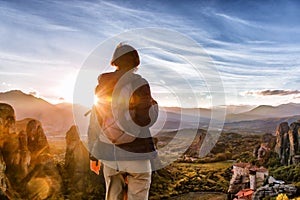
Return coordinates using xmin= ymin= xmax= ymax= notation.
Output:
xmin=88 ymin=70 xmax=158 ymax=161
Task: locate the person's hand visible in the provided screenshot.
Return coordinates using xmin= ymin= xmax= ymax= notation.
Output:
xmin=90 ymin=160 xmax=101 ymax=175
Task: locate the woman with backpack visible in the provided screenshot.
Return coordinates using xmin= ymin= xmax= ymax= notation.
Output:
xmin=88 ymin=43 xmax=158 ymax=200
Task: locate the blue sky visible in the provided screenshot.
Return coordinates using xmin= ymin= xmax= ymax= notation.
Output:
xmin=1 ymin=0 xmax=300 ymax=107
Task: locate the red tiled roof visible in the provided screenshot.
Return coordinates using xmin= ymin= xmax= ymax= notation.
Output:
xmin=233 ymin=163 xmax=268 ymax=173
xmin=236 ymin=189 xmax=254 ymax=197
xmin=249 ymin=166 xmax=268 ymax=173
xmin=233 ymin=162 xmax=251 ymax=168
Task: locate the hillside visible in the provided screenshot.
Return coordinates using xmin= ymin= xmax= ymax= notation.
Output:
xmin=226 ymin=103 xmax=300 ymax=122
xmin=223 ymin=115 xmax=300 ymax=134
xmin=1 ymin=90 xmax=299 ymax=136
xmin=0 ymin=90 xmax=87 ymax=135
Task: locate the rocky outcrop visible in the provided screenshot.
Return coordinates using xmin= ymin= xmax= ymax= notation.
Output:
xmin=289 ymin=122 xmax=300 ymax=164
xmin=26 ymin=119 xmax=50 ymax=155
xmin=253 ymin=133 xmax=274 ymax=162
xmin=0 ymin=103 xmax=108 ymax=199
xmin=252 ymin=184 xmax=297 ymax=200
xmin=0 ymin=151 xmax=9 ymax=199
xmin=0 ymin=103 xmax=15 ymax=136
xmin=22 ymin=118 xmax=62 ymax=199
xmin=0 ymin=103 xmax=19 ymax=198
xmin=0 ymin=103 xmax=19 ymax=174
xmin=274 ymin=121 xmax=300 ymax=165
xmin=0 ymin=103 xmax=62 ymax=199
xmin=183 ymin=130 xmax=206 ymax=158
xmin=63 ymin=125 xmax=105 ymax=199
xmin=64 ymin=125 xmax=89 ymax=194
xmin=274 ymin=122 xmax=289 ymax=165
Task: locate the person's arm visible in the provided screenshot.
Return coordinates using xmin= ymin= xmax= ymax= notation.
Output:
xmin=87 ymin=106 xmax=102 ymax=175
xmin=87 ymin=106 xmax=100 ymax=159
xmin=130 ymin=82 xmax=159 ymax=127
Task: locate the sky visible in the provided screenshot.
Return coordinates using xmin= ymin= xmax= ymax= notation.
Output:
xmin=1 ymin=0 xmax=300 ymax=108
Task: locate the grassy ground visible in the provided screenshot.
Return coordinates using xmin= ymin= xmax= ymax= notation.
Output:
xmin=47 ymin=136 xmax=234 ymax=200
xmin=48 ymin=137 xmax=66 ymax=163
xmin=150 ymin=161 xmax=233 ymax=199
xmin=168 ymin=192 xmax=227 ymax=200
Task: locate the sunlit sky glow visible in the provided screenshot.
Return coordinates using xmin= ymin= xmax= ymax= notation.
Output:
xmin=1 ymin=0 xmax=300 ymax=107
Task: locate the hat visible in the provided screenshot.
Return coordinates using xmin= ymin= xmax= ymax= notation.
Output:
xmin=111 ymin=43 xmax=137 ymax=64
xmin=111 ymin=43 xmax=140 ymax=69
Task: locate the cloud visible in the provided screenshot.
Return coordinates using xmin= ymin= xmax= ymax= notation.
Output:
xmin=1 ymin=0 xmax=300 ymax=107
xmin=0 ymin=52 xmax=71 ymax=65
xmin=215 ymin=13 xmax=257 ymax=27
xmin=0 ymin=71 xmax=33 ymax=76
xmin=244 ymin=90 xmax=300 ymax=96
xmin=293 ymin=96 xmax=300 ymax=99
xmin=0 ymin=3 xmax=79 ymax=33
xmin=29 ymin=91 xmax=37 ymax=96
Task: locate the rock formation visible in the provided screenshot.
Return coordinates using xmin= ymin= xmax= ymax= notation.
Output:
xmin=274 ymin=121 xmax=300 ymax=165
xmin=0 ymin=103 xmax=107 ymax=199
xmin=183 ymin=129 xmax=206 ymax=158
xmin=289 ymin=121 xmax=300 ymax=164
xmin=253 ymin=133 xmax=274 ymax=162
xmin=0 ymin=103 xmax=15 ymax=136
xmin=64 ymin=125 xmax=105 ymax=199
xmin=252 ymin=184 xmax=297 ymax=200
xmin=21 ymin=118 xmax=62 ymax=199
xmin=64 ymin=125 xmax=89 ymax=193
xmin=0 ymin=103 xmax=19 ymax=199
xmin=0 ymin=151 xmax=9 ymax=199
xmin=26 ymin=119 xmax=50 ymax=155
xmin=0 ymin=103 xmax=62 ymax=199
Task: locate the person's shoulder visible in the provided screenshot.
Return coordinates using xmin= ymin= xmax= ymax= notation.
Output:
xmin=131 ymin=73 xmax=148 ymax=85
xmin=131 ymin=74 xmax=151 ymax=92
xmin=98 ymin=72 xmax=116 ymax=82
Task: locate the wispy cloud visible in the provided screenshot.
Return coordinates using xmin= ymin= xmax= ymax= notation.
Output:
xmin=1 ymin=0 xmax=300 ymax=106
xmin=243 ymin=90 xmax=300 ymax=96
xmin=0 ymin=71 xmax=33 ymax=76
xmin=293 ymin=96 xmax=300 ymax=99
xmin=215 ymin=13 xmax=258 ymax=28
xmin=0 ymin=52 xmax=71 ymax=65
xmin=0 ymin=3 xmax=79 ymax=32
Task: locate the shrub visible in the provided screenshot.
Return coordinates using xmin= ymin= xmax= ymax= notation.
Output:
xmin=276 ymin=193 xmax=289 ymax=200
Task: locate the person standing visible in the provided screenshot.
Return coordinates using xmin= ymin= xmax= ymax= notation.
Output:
xmin=88 ymin=43 xmax=158 ymax=200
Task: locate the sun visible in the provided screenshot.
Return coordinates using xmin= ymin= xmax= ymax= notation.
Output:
xmin=58 ymin=74 xmax=77 ymax=103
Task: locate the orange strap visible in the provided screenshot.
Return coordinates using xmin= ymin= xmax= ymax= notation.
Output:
xmin=90 ymin=160 xmax=101 ymax=175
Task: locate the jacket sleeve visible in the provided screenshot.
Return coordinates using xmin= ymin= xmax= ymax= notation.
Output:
xmin=87 ymin=106 xmax=100 ymax=160
xmin=130 ymin=80 xmax=159 ymax=127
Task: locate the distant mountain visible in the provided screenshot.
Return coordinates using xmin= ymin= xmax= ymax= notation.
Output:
xmin=225 ymin=104 xmax=256 ymax=114
xmin=161 ymin=107 xmax=212 ymax=117
xmin=223 ymin=115 xmax=300 ymax=134
xmin=161 ymin=105 xmax=257 ymax=119
xmin=247 ymin=103 xmax=300 ymax=117
xmin=1 ymin=90 xmax=299 ymax=136
xmin=151 ymin=109 xmax=211 ymax=132
xmin=0 ymin=90 xmax=88 ymax=135
xmin=226 ymin=103 xmax=300 ymax=122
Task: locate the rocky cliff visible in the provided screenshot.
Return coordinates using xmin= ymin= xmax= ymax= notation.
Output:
xmin=0 ymin=102 xmax=108 ymax=199
xmin=274 ymin=120 xmax=300 ymax=165
xmin=63 ymin=125 xmax=105 ymax=199
xmin=0 ymin=103 xmax=62 ymax=199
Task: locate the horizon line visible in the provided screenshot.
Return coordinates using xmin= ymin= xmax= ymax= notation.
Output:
xmin=1 ymin=89 xmax=299 ymax=109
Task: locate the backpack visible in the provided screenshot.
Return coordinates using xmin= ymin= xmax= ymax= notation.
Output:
xmin=90 ymin=106 xmax=137 ymax=144
xmin=92 ymin=78 xmax=140 ymax=145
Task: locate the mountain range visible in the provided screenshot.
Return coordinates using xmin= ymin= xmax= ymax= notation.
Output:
xmin=0 ymin=90 xmax=88 ymax=135
xmin=0 ymin=90 xmax=299 ymax=136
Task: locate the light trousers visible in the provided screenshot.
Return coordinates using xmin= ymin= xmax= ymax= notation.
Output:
xmin=103 ymin=160 xmax=152 ymax=200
